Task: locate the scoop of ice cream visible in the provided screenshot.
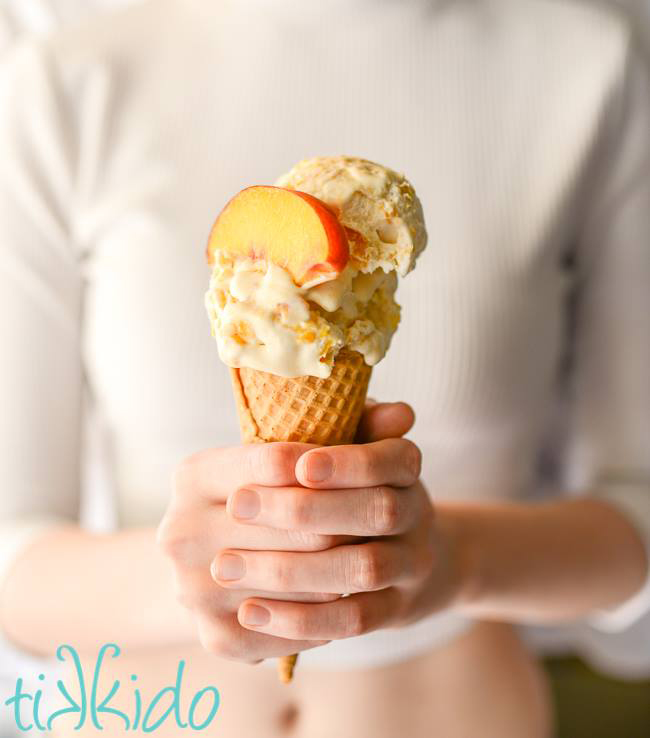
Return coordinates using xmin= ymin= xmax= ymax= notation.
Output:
xmin=205 ymin=156 xmax=427 ymax=378
xmin=276 ymin=156 xmax=426 ymax=277
xmin=205 ymin=251 xmax=400 ymax=378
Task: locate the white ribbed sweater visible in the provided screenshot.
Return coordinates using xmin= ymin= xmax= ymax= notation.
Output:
xmin=0 ymin=0 xmax=649 ymax=671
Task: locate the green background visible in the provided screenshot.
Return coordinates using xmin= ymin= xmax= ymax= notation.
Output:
xmin=546 ymin=657 xmax=650 ymax=738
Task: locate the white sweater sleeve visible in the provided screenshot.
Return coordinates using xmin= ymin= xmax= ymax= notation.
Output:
xmin=565 ymin=34 xmax=650 ymax=631
xmin=0 ymin=41 xmax=83 ymax=600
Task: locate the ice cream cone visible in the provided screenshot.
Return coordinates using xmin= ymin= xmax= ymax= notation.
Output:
xmin=206 ymin=158 xmax=427 ymax=682
xmin=229 ymin=348 xmax=372 ymax=681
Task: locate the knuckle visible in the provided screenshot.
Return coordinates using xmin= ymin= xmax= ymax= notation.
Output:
xmin=269 ymin=556 xmax=292 ymax=591
xmin=290 ymin=608 xmax=312 ymax=639
xmin=199 ymin=624 xmax=227 ymax=656
xmin=156 ymin=518 xmax=191 ymax=562
xmin=172 ymin=461 xmax=191 ymax=497
xmin=216 ymin=638 xmax=243 ymax=661
xmin=370 ymin=486 xmax=402 ymax=535
xmin=345 ymin=600 xmax=368 ymax=637
xmin=172 ymin=452 xmax=202 ymax=495
xmin=356 ymin=445 xmax=377 ymax=479
xmin=173 ymin=568 xmax=218 ymax=611
xmin=402 ymin=441 xmax=422 ymax=482
xmin=200 ymin=632 xmax=221 ymax=656
xmin=286 ymin=493 xmax=312 ymax=528
xmin=259 ymin=443 xmax=295 ymax=484
xmin=200 ymin=622 xmax=243 ymax=660
xmin=155 ymin=515 xmax=174 ymax=554
xmin=352 ymin=546 xmax=386 ymax=591
xmin=290 ymin=531 xmax=338 ymax=552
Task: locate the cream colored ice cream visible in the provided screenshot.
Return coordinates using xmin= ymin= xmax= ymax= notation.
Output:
xmin=276 ymin=156 xmax=426 ymax=277
xmin=205 ymin=156 xmax=426 ymax=378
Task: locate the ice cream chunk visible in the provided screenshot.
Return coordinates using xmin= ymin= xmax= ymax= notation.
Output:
xmin=276 ymin=156 xmax=426 ymax=277
xmin=205 ymin=156 xmax=427 ymax=378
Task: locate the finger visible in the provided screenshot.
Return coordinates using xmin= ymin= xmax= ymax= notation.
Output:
xmin=238 ymin=589 xmax=402 ymax=640
xmin=175 ymin=442 xmax=316 ymax=502
xmin=213 ymin=540 xmax=418 ymax=594
xmin=295 ymin=438 xmax=422 ymax=489
xmin=228 ymin=484 xmax=421 ymax=536
xmin=174 ymin=566 xmax=340 ymax=611
xmin=158 ymin=505 xmax=349 ymax=571
xmin=356 ymin=402 xmax=415 ymax=443
xmin=217 ymin=589 xmax=341 ymax=605
xmin=195 ymin=612 xmax=329 ymax=662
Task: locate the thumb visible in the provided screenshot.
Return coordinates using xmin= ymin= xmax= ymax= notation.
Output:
xmin=355 ymin=401 xmax=415 ymax=442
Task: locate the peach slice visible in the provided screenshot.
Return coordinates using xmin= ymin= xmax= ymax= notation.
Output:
xmin=206 ymin=186 xmax=349 ymax=285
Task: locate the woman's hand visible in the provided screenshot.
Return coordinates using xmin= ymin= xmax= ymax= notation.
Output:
xmin=157 ymin=440 xmax=336 ymax=663
xmin=157 ymin=401 xmax=427 ymax=663
xmin=214 ymin=401 xmax=465 ymax=646
xmin=215 ymin=433 xmax=464 ymax=644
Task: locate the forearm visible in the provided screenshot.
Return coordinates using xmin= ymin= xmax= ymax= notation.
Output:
xmin=443 ymin=498 xmax=649 ymax=623
xmin=0 ymin=526 xmax=195 ymax=657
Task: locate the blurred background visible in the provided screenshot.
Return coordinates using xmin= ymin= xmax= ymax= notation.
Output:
xmin=0 ymin=1 xmax=649 ymax=736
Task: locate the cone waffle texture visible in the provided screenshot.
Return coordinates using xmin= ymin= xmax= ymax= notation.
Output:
xmin=229 ymin=349 xmax=372 ymax=446
xmin=229 ymin=348 xmax=372 ymax=682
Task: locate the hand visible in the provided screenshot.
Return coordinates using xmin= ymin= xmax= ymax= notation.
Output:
xmin=156 ymin=401 xmax=417 ymax=663
xmin=157 ymin=440 xmax=336 ymax=663
xmin=214 ymin=403 xmax=464 ymax=644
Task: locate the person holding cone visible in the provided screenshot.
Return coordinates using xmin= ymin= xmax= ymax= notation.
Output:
xmin=1 ymin=2 xmax=649 ymax=737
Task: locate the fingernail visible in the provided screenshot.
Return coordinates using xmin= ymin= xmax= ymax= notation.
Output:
xmin=305 ymin=452 xmax=333 ymax=482
xmin=231 ymin=488 xmax=260 ymax=520
xmin=216 ymin=553 xmax=245 ymax=581
xmin=241 ymin=604 xmax=270 ymax=626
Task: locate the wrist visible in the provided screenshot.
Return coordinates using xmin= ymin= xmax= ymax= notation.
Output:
xmin=435 ymin=503 xmax=486 ymax=611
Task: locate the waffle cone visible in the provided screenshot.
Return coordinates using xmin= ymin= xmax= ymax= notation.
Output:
xmin=229 ymin=348 xmax=372 ymax=681
xmin=229 ymin=349 xmax=372 ymax=446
